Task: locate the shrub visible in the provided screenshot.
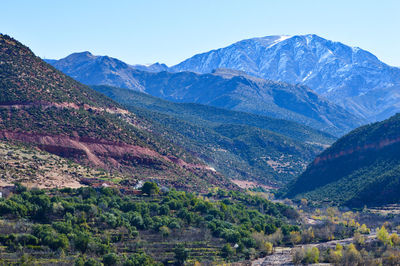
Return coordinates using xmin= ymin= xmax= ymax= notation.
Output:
xmin=159 ymin=226 xmax=171 ymax=237
xmin=262 ymin=241 xmax=273 ymax=255
xmin=221 ymin=244 xmax=234 ymax=258
xmin=141 ymin=182 xmax=159 ymax=196
xmin=16 ymin=234 xmax=39 ymax=246
xmin=292 ymin=247 xmax=305 ymax=265
xmin=390 ymin=233 xmax=400 ymax=246
xmin=289 ymin=231 xmax=301 ymax=246
xmin=174 ymin=244 xmax=189 ymax=265
xmin=123 ymin=252 xmax=159 ymax=266
xmin=383 ymin=250 xmax=400 ymax=266
xmin=103 ymin=253 xmax=119 ymax=266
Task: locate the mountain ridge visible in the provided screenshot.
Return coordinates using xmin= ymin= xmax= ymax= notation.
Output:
xmin=171 ymin=34 xmax=400 ymax=121
xmin=46 ymin=54 xmax=363 ymax=136
xmin=0 ymin=33 xmax=234 ymax=192
xmin=284 ymin=113 xmax=400 ymax=207
xmin=93 ymin=84 xmax=336 ymax=186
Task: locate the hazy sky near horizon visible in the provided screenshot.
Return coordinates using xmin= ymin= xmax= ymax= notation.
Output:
xmin=2 ymin=0 xmax=400 ymax=66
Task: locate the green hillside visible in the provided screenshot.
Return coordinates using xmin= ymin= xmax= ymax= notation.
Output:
xmin=93 ymin=85 xmax=335 ymax=186
xmin=0 ymin=34 xmax=233 ymax=192
xmin=93 ymin=85 xmax=335 ymax=144
xmin=284 ymin=113 xmax=400 ymax=207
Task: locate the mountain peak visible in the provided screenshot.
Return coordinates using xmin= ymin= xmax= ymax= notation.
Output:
xmin=65 ymin=51 xmax=95 ymax=59
xmin=171 ymin=34 xmax=400 ymax=122
xmin=252 ymin=34 xmax=292 ymax=46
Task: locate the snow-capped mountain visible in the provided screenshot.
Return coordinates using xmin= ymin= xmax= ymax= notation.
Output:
xmin=171 ymin=34 xmax=400 ymax=121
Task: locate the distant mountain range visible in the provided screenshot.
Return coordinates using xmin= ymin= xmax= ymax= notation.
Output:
xmin=284 ymin=112 xmax=400 ymax=207
xmin=46 ymin=55 xmax=362 ymax=136
xmin=172 ymin=34 xmax=400 ymax=122
xmin=47 ymin=34 xmax=400 ymax=124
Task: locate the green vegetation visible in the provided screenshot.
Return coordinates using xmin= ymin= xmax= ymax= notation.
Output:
xmin=0 ymin=185 xmax=299 ymax=264
xmin=291 ymin=226 xmax=400 ymax=265
xmin=93 ymin=85 xmax=334 ymax=145
xmin=0 ymin=33 xmax=234 ymax=191
xmin=287 ymin=205 xmax=400 ymax=266
xmin=284 ymin=113 xmax=400 ymax=207
xmin=0 ymin=35 xmax=116 ymax=107
xmin=141 ymin=182 xmax=160 ymax=196
xmin=93 ymin=85 xmax=335 ymax=186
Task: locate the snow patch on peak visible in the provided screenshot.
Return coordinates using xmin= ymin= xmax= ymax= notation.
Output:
xmin=266 ymin=35 xmax=292 ymax=48
xmin=252 ymin=35 xmax=292 ymax=49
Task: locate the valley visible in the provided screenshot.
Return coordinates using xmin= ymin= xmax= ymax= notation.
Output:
xmin=1 ymin=5 xmax=400 ymax=263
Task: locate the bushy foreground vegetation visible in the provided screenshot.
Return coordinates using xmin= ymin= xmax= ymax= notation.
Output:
xmin=0 ymin=184 xmax=299 ymax=264
xmin=285 ymin=203 xmax=400 ymax=265
xmin=292 ymin=225 xmax=400 ymax=265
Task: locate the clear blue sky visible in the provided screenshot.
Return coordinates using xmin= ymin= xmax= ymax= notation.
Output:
xmin=2 ymin=0 xmax=400 ymax=66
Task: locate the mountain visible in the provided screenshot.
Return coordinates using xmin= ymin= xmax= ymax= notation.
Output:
xmin=93 ymin=84 xmax=335 ymax=144
xmin=0 ymin=34 xmax=234 ymax=192
xmin=171 ymin=34 xmax=400 ymax=122
xmin=45 ymin=51 xmax=147 ymax=91
xmin=46 ymin=54 xmax=361 ymax=135
xmin=284 ymin=113 xmax=400 ymax=207
xmin=133 ymin=62 xmax=169 ymax=72
xmin=93 ymin=85 xmax=336 ymax=186
xmin=128 ymin=68 xmax=363 ymax=136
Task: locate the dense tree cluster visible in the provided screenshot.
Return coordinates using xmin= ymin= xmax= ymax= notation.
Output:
xmin=0 ymin=185 xmax=299 ymax=264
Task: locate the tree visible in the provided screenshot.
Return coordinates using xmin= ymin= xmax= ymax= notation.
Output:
xmin=262 ymin=241 xmax=273 ymax=255
xmin=301 ymin=227 xmax=315 ymax=243
xmin=390 ymin=233 xmax=400 ymax=246
xmin=74 ymin=232 xmax=90 ymax=253
xmin=103 ymin=253 xmax=119 ymax=266
xmin=174 ymin=244 xmax=189 ymax=265
xmin=328 ymin=244 xmax=343 ymax=264
xmin=221 ymin=244 xmax=234 ymax=258
xmin=353 ymin=232 xmax=365 ymax=246
xmin=289 ymin=231 xmax=301 ymax=246
xmin=377 ymin=226 xmax=390 ymax=246
xmin=304 ymin=247 xmax=319 ymax=264
xmin=358 ymin=224 xmax=370 ymax=234
xmin=141 ymin=182 xmax=159 ymax=196
xmin=342 ymin=244 xmax=362 ymax=265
